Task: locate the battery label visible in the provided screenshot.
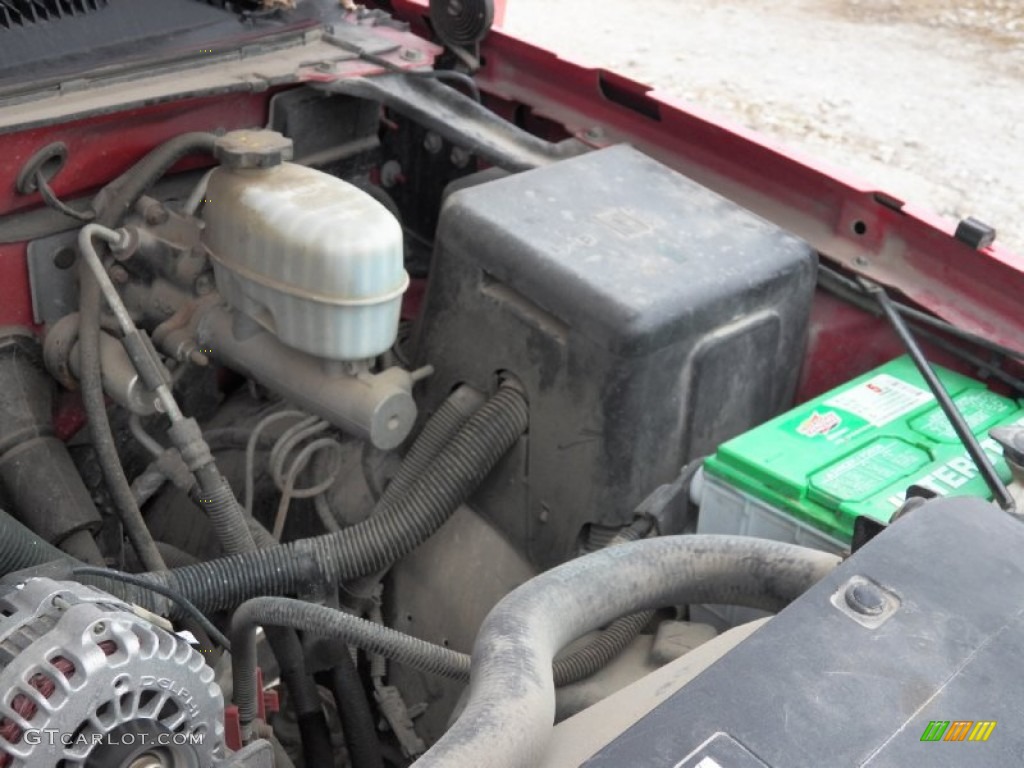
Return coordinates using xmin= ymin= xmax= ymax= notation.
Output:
xmin=910 ymin=390 xmax=1015 ymax=443
xmin=884 ymin=427 xmax=1020 ymax=507
xmin=810 ymin=438 xmax=930 ymax=502
xmin=824 ymin=374 xmax=934 ymax=427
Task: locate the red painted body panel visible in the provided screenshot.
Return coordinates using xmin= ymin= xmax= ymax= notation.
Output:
xmin=0 ymin=94 xmax=269 ymax=214
xmin=1 ymin=6 xmax=1018 ymax=406
xmin=798 ymin=292 xmax=969 ymax=400
xmin=372 ymin=5 xmax=1024 ymax=401
xmin=0 ymin=244 xmax=31 ymax=328
xmin=468 ymin=31 xmax=1024 ymax=347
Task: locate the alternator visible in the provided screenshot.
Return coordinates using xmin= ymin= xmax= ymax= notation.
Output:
xmin=0 ymin=578 xmax=225 ymax=768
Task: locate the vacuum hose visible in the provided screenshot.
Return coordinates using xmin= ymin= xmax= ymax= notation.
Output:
xmin=0 ymin=384 xmax=528 ymax=618
xmin=232 ymin=597 xmax=470 ymax=731
xmin=76 ymin=132 xmax=219 ymax=572
xmin=129 ymin=383 xmax=527 ymax=616
xmin=414 ymin=536 xmax=840 ymax=768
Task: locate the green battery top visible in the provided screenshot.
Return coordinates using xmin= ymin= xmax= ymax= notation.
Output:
xmin=704 ymin=356 xmax=1024 ymax=543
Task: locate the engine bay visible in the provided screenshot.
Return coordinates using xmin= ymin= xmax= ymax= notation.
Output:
xmin=0 ymin=2 xmax=1022 ymax=767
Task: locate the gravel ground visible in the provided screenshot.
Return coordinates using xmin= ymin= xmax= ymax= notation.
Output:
xmin=504 ymin=0 xmax=1024 ymax=255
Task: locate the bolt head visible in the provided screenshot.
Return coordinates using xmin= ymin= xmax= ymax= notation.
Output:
xmin=144 ymin=204 xmax=170 ymax=226
xmin=53 ymin=247 xmax=76 ymax=270
xmin=423 ymin=132 xmax=443 ymax=154
xmin=844 ymin=583 xmax=885 ymax=616
xmin=379 ymin=160 xmax=403 ymax=188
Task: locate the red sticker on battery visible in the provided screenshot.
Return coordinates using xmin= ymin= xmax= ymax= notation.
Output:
xmin=797 ymin=410 xmax=842 ymax=437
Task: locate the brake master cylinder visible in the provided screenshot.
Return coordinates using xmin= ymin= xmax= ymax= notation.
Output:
xmin=203 ymin=130 xmax=408 ymax=362
xmin=187 ymin=130 xmax=419 ymax=450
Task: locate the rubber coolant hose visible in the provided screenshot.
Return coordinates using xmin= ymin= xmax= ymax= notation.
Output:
xmin=264 ymin=624 xmax=335 ymax=768
xmin=232 ymin=597 xmax=471 ymax=730
xmin=107 ymin=383 xmax=528 ymax=617
xmin=414 ymin=536 xmax=841 ymax=768
xmin=321 ymin=653 xmax=384 ymax=768
xmin=242 ymin=502 xmax=335 ymax=768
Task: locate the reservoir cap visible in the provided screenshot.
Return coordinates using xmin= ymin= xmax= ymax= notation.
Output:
xmin=214 ymin=130 xmax=294 ymax=170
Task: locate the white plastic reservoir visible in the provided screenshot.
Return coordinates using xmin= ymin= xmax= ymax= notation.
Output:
xmin=203 ymin=142 xmax=407 ymax=362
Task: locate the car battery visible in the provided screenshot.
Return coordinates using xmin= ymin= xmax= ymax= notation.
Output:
xmin=696 ymin=355 xmax=1024 ymax=626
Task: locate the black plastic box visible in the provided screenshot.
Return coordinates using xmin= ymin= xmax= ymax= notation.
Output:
xmin=414 ymin=145 xmax=817 ymax=567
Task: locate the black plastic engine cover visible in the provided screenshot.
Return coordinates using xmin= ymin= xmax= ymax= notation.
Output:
xmin=414 ymin=145 xmax=817 ymax=567
xmin=585 ymin=497 xmax=1024 ymax=767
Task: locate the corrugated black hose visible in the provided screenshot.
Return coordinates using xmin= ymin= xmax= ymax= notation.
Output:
xmin=0 ymin=383 xmax=527 ymax=614
xmin=552 ymin=514 xmax=653 ymax=688
xmin=376 ymin=384 xmax=485 ymax=507
xmin=0 ymin=508 xmax=72 ymax=571
xmin=102 ymin=383 xmax=528 ymax=617
xmin=553 ymin=458 xmax=706 ymax=686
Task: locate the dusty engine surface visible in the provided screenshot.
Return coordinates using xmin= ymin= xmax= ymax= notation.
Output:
xmin=5 ymin=3 xmax=1013 ymax=767
xmin=0 ymin=109 xmax=823 ymax=763
xmin=573 ymin=499 xmax=1024 ymax=768
xmin=417 ymin=144 xmax=816 ymax=567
